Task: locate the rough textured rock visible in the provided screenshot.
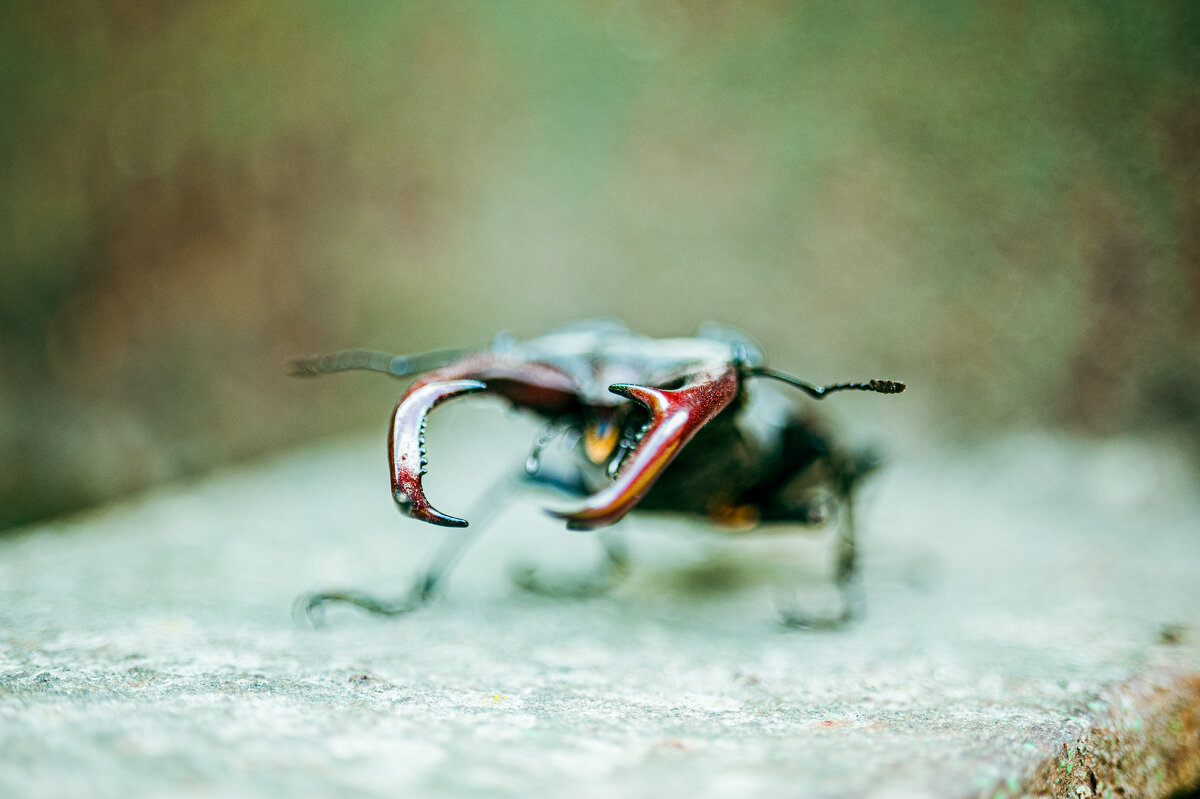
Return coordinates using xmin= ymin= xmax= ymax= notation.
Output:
xmin=2 ymin=405 xmax=1198 ymax=798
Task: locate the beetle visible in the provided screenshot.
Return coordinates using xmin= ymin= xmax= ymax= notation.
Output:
xmin=291 ymin=319 xmax=904 ymax=627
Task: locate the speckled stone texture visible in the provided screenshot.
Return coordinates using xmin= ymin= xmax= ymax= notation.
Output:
xmin=2 ymin=404 xmax=1198 ymax=798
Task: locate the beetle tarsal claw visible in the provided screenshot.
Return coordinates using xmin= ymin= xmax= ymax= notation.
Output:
xmin=389 ymin=379 xmax=487 ymax=528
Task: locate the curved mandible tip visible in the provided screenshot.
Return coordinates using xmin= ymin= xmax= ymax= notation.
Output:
xmin=388 ymin=353 xmax=581 ymax=528
xmin=547 ymin=365 xmax=741 ymax=530
xmin=390 ymin=379 xmax=487 ymax=527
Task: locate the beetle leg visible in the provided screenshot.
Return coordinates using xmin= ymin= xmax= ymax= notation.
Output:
xmin=297 ymin=471 xmax=525 ymax=625
xmin=549 ymin=366 xmax=741 ymax=530
xmin=295 ymin=589 xmax=421 ymax=624
xmin=524 ymin=418 xmax=576 ymax=477
xmin=410 ymin=471 xmax=529 ymax=601
xmin=777 ymin=573 xmax=863 ymax=631
xmin=776 ymin=490 xmax=864 ymax=630
xmin=509 ymin=530 xmax=630 ymax=599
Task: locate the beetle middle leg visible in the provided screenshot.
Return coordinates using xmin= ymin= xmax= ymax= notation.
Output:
xmin=509 ymin=426 xmax=632 ymax=599
xmin=509 ymin=529 xmax=631 ymax=599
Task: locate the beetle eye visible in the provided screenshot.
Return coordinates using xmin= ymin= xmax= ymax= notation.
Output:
xmin=583 ymin=417 xmax=622 ymax=464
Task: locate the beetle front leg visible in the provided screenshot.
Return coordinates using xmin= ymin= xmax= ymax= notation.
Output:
xmin=296 ymin=522 xmax=483 ymax=625
xmin=296 ymin=588 xmax=425 ymax=623
xmin=296 ymin=473 xmax=524 ymax=626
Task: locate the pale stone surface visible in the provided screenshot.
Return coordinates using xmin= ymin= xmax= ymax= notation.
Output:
xmin=2 ymin=404 xmax=1199 ymax=798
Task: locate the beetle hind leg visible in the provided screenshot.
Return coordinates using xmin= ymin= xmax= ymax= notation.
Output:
xmin=509 ymin=531 xmax=631 ymax=599
xmin=775 ymin=578 xmax=863 ymax=631
xmin=775 ymin=494 xmax=864 ymax=631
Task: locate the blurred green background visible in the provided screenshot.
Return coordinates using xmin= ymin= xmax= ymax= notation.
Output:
xmin=2 ymin=1 xmax=1198 ymax=530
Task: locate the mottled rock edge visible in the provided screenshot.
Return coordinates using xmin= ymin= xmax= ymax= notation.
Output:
xmin=1012 ymin=665 xmax=1200 ymax=799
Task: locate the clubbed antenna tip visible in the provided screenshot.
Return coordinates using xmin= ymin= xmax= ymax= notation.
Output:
xmin=745 ymin=367 xmax=906 ymax=400
xmin=865 ymin=379 xmax=906 ymax=395
xmin=289 ymin=358 xmax=329 ymax=377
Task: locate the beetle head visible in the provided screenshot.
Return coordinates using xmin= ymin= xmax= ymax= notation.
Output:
xmin=293 ymin=324 xmax=903 ymax=532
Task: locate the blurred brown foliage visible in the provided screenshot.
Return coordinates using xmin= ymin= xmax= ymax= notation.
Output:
xmin=2 ymin=1 xmax=1198 ymax=529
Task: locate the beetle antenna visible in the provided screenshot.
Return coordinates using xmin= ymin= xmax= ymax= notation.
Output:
xmin=745 ymin=366 xmax=905 ymax=400
xmin=289 ymin=348 xmax=468 ymax=379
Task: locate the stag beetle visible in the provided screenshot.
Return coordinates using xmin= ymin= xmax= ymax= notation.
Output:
xmin=292 ymin=319 xmax=904 ymax=627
